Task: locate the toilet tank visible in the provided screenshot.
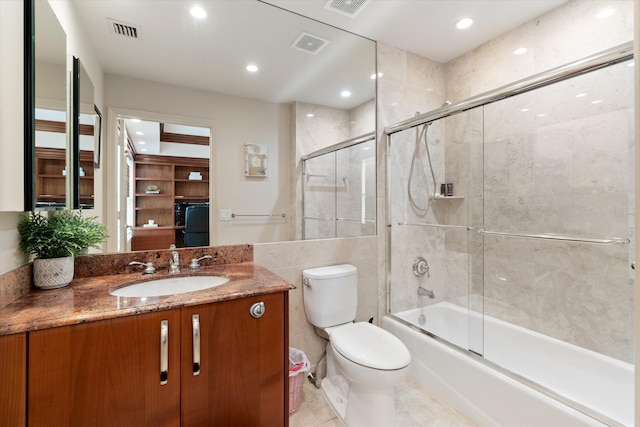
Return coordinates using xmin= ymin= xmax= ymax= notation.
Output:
xmin=302 ymin=264 xmax=357 ymax=328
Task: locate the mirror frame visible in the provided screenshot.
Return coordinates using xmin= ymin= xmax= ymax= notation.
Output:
xmin=71 ymin=56 xmax=79 ymax=209
xmin=26 ymin=0 xmax=69 ymax=212
xmin=24 ymin=0 xmax=34 ymax=211
xmin=71 ymin=56 xmax=98 ymax=209
xmin=94 ymin=105 xmax=102 ymax=169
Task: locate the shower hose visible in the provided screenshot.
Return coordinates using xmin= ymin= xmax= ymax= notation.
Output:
xmin=407 ymin=117 xmax=437 ymax=216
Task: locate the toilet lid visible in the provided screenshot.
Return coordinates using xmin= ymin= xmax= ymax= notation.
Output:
xmin=331 ymin=322 xmax=411 ymax=370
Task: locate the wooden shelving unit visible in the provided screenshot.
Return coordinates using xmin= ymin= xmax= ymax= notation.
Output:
xmin=131 ymin=154 xmax=209 ymax=251
xmin=35 ymin=148 xmax=94 ymax=208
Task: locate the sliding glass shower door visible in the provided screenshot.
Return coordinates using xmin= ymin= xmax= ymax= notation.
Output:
xmin=386 ymin=51 xmax=635 ymax=425
xmin=387 ymin=108 xmax=485 ymax=355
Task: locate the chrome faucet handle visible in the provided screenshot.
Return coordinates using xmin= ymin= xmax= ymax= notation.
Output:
xmin=168 ymin=244 xmax=181 ymax=274
xmin=189 ymin=255 xmax=213 ymax=272
xmin=128 ymin=261 xmax=156 ymax=275
xmin=413 ymin=257 xmax=430 ymax=277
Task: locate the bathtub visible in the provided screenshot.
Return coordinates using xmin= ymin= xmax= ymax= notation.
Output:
xmin=383 ymin=302 xmax=634 ymax=427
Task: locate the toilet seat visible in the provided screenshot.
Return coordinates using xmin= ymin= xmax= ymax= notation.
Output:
xmin=330 ymin=322 xmax=411 ymax=370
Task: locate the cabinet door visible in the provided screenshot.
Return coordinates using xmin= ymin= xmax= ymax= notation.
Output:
xmin=29 ymin=310 xmax=181 ymax=427
xmin=181 ymin=293 xmax=287 ymax=426
xmin=0 ymin=333 xmax=26 ymax=427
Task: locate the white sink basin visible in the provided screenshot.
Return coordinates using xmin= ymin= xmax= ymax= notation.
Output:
xmin=110 ymin=275 xmax=229 ymax=298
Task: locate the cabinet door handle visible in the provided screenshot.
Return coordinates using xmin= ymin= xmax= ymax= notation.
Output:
xmin=160 ymin=319 xmax=169 ymax=385
xmin=192 ymin=314 xmax=201 ymax=376
xmin=250 ymin=301 xmax=265 ymax=318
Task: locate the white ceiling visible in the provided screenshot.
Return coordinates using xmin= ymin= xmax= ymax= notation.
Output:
xmin=71 ymin=0 xmax=567 ymax=112
xmin=72 ymin=0 xmax=376 ymax=110
xmin=123 ymin=120 xmax=211 ymax=156
xmin=263 ymin=0 xmax=567 ymax=63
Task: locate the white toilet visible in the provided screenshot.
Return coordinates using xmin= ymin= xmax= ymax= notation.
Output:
xmin=302 ymin=264 xmax=411 ymax=427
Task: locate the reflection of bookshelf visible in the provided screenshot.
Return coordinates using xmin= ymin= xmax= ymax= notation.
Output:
xmin=79 ymin=152 xmax=95 ymax=208
xmin=131 ymin=154 xmax=209 ymax=251
xmin=35 ymin=148 xmax=94 ymax=207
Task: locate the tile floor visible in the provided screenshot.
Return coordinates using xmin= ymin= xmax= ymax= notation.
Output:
xmin=289 ymin=376 xmax=478 ymax=427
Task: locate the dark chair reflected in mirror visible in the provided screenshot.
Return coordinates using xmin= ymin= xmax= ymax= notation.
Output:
xmin=182 ymin=204 xmax=209 ymax=247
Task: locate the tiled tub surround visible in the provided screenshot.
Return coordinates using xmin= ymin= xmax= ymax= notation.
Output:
xmin=388 ymin=57 xmax=635 ymax=363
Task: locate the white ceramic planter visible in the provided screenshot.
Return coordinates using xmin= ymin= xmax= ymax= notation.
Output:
xmin=33 ymin=256 xmax=74 ymax=289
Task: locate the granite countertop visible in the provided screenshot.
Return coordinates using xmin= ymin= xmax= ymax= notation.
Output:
xmin=0 ymin=262 xmax=294 ymax=336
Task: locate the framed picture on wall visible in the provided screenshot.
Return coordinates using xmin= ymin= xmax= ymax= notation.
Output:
xmin=244 ymin=144 xmax=268 ymax=177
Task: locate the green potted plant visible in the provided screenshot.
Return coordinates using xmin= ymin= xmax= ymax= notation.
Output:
xmin=18 ymin=210 xmax=108 ymax=289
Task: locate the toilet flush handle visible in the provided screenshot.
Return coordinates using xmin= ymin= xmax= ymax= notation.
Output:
xmin=303 ymin=276 xmax=311 ymax=287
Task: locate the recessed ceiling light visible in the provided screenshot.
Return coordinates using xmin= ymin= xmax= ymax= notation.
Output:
xmin=190 ymin=5 xmax=207 ymax=19
xmin=520 ymin=108 xmax=529 ymax=112
xmin=246 ymin=64 xmax=259 ymax=73
xmin=306 ymin=113 xmax=314 ymax=118
xmin=576 ymin=93 xmax=587 ymax=98
xmin=140 ymin=148 xmax=147 ymax=152
xmin=136 ymin=131 xmax=144 ymax=136
xmin=513 ymin=47 xmax=528 ymax=55
xmin=596 ymin=8 xmax=615 ymax=20
xmin=592 ymin=100 xmax=602 ymax=104
xmin=455 ymin=18 xmax=473 ymax=30
xmin=341 ymin=90 xmax=351 ymax=97
xmin=139 ymin=141 xmax=146 ymax=145
xmin=370 ymin=72 xmax=383 ymax=79
xmin=536 ymin=113 xmax=545 ymax=117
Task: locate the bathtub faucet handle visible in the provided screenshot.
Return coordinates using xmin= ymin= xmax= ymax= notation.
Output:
xmin=413 ymin=257 xmax=430 ymax=277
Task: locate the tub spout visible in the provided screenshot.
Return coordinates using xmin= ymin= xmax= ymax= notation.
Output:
xmin=417 ymin=287 xmax=435 ymax=298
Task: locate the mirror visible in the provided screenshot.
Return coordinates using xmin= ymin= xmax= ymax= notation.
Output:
xmin=71 ymin=57 xmax=97 ymax=209
xmin=29 ymin=0 xmax=68 ymax=210
xmin=121 ymin=118 xmax=211 ymax=252
xmin=69 ymin=1 xmax=376 ymax=249
xmin=302 ymin=133 xmax=376 ymax=240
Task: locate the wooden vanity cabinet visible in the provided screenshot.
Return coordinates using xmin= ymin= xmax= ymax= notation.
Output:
xmin=26 ymin=292 xmax=288 ymax=426
xmin=0 ymin=333 xmax=27 ymax=427
xmin=181 ymin=292 xmax=288 ymax=427
xmin=28 ymin=310 xmax=182 ymax=427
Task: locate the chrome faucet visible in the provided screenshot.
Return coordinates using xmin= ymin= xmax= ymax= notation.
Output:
xmin=128 ymin=261 xmax=156 ymax=275
xmin=169 ymin=244 xmax=180 ymax=274
xmin=189 ymin=255 xmax=213 ymax=271
xmin=417 ymin=287 xmax=435 ymax=298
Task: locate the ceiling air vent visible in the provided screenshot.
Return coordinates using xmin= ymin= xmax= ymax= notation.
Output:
xmin=324 ymin=0 xmax=371 ymax=18
xmin=107 ymin=18 xmax=141 ymax=39
xmin=290 ymin=32 xmax=330 ymax=55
